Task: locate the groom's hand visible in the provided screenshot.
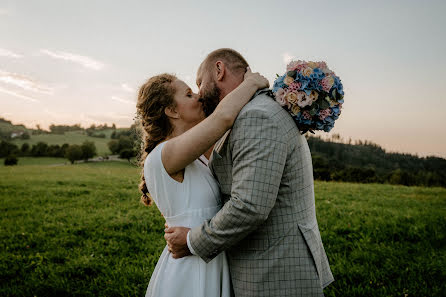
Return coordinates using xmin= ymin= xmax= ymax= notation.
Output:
xmin=164 ymin=226 xmax=192 ymax=259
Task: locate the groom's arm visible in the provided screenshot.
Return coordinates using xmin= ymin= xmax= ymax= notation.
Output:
xmin=189 ymin=107 xmax=287 ymax=263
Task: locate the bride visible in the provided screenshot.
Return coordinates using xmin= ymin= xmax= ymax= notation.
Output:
xmin=136 ymin=68 xmax=269 ymax=297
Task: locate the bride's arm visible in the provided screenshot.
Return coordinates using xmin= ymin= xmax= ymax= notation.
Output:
xmin=162 ymin=69 xmax=269 ymax=175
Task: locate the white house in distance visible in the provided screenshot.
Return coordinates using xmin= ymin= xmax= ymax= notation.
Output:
xmin=10 ymin=131 xmax=24 ymax=139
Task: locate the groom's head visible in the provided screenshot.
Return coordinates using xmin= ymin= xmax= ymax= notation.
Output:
xmin=197 ymin=48 xmax=249 ymax=116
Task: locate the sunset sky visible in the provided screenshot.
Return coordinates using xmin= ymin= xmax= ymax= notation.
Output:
xmin=0 ymin=0 xmax=445 ymax=158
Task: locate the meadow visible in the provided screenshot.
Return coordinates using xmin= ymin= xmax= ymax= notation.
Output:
xmin=0 ymin=160 xmax=445 ymax=297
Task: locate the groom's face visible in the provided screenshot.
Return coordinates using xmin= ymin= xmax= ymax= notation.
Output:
xmin=196 ymin=65 xmax=221 ymax=117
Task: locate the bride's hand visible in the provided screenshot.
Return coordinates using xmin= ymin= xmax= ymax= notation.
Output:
xmin=243 ymin=67 xmax=270 ymax=90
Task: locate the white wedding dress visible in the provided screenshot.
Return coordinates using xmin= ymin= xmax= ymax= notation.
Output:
xmin=144 ymin=141 xmax=231 ymax=297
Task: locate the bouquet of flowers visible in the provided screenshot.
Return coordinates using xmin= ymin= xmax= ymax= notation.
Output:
xmin=272 ymin=60 xmax=344 ymax=133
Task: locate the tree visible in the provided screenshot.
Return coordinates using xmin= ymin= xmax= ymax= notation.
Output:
xmin=65 ymin=145 xmax=83 ymax=164
xmin=108 ymin=140 xmax=120 ymax=154
xmin=118 ymin=136 xmax=133 ymax=152
xmin=31 ymin=142 xmax=49 ymax=157
xmin=119 ymin=149 xmax=136 ymax=162
xmin=60 ymin=143 xmax=69 ymax=158
xmin=4 ymin=155 xmax=18 ymax=166
xmin=80 ymin=141 xmax=97 ymax=161
xmin=0 ymin=141 xmax=19 ymax=158
xmin=108 ymin=136 xmax=134 ymax=155
xmin=20 ymin=132 xmax=30 ymax=139
xmin=48 ymin=144 xmax=63 ymax=157
xmin=21 ymin=143 xmax=30 ymax=155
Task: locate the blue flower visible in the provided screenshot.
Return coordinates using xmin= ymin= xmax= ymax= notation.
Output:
xmin=331 ymin=105 xmax=340 ymax=115
xmin=272 ymin=75 xmax=286 ymax=93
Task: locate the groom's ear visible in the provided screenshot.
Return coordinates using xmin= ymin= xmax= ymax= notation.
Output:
xmin=215 ymin=61 xmax=225 ymax=82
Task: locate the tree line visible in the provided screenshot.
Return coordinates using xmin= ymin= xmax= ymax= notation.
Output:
xmin=0 ymin=140 xmax=97 ymax=165
xmin=0 ymin=125 xmax=139 ymax=165
xmin=307 ymin=135 xmax=446 ymax=187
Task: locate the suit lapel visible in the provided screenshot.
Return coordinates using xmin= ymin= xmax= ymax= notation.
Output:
xmin=209 ymin=129 xmax=231 ymax=177
xmin=215 ymin=129 xmax=231 ymax=154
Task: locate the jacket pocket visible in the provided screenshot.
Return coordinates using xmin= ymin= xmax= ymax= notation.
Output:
xmin=298 ymin=223 xmax=323 ymax=284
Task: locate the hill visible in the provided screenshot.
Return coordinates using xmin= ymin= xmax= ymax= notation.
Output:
xmin=0 ymin=118 xmax=30 ymax=140
xmin=0 ymin=118 xmax=130 ymax=156
xmin=307 ymin=135 xmax=446 ymax=187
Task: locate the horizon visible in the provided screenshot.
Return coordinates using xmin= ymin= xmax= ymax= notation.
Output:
xmin=1 ymin=0 xmax=445 ymax=158
xmin=3 ymin=116 xmax=444 ymax=160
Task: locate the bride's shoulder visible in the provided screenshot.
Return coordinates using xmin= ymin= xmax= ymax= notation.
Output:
xmin=145 ymin=141 xmax=168 ymax=167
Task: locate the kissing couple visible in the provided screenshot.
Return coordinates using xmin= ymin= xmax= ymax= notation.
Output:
xmin=137 ymin=48 xmax=334 ymax=297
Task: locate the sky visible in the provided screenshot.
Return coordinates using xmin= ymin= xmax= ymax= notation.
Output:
xmin=0 ymin=0 xmax=445 ymax=158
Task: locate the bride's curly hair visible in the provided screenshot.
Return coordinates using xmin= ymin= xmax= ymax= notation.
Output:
xmin=136 ymin=73 xmax=177 ymax=206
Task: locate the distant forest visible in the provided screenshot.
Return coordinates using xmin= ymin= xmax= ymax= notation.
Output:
xmin=1 ymin=118 xmax=445 ymax=187
xmin=307 ymin=135 xmax=446 ymax=187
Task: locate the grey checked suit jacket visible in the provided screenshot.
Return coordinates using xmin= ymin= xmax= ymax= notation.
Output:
xmin=189 ymin=90 xmax=334 ymax=297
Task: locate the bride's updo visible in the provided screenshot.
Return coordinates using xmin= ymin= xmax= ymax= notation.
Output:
xmin=136 ymin=73 xmax=177 ymax=206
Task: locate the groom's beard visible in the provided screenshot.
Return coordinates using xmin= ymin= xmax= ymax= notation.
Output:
xmin=198 ymin=83 xmax=220 ymax=117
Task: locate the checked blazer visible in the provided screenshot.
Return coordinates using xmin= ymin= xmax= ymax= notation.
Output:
xmin=189 ymin=90 xmax=334 ymax=297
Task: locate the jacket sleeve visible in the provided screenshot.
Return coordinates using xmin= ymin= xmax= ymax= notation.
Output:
xmin=189 ymin=107 xmax=288 ymax=262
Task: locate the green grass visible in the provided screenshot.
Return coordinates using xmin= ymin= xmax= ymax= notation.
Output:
xmin=0 ymin=163 xmax=445 ymax=296
xmin=10 ymin=130 xmax=114 ymax=155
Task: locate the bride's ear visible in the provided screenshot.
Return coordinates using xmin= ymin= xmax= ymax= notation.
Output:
xmin=215 ymin=61 xmax=225 ymax=82
xmin=164 ymin=106 xmax=179 ymax=119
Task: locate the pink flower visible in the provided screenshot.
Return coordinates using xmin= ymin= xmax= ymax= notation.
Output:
xmin=320 ymin=76 xmax=335 ymax=92
xmin=275 ymin=88 xmax=286 ymax=106
xmin=297 ymin=91 xmax=312 ymax=108
xmin=318 ymin=108 xmax=332 ymax=120
xmin=288 ymin=82 xmax=301 ymax=92
xmin=295 ymin=64 xmax=307 ymax=72
xmin=318 ymin=61 xmax=327 ymax=69
xmin=286 ymin=61 xmax=300 ymax=71
xmin=302 ymin=111 xmax=312 ymax=120
xmin=287 ymin=60 xmax=306 ymax=71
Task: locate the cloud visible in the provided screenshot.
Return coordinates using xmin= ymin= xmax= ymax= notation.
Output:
xmin=40 ymin=49 xmax=105 ymax=70
xmin=0 ymin=70 xmax=54 ymax=94
xmin=111 ymin=96 xmax=133 ymax=105
xmin=0 ymin=48 xmax=23 ymax=58
xmin=0 ymin=9 xmax=9 ymax=15
xmin=0 ymin=86 xmax=39 ymax=103
xmin=121 ymin=83 xmax=135 ymax=93
xmin=282 ymin=52 xmax=295 ymax=64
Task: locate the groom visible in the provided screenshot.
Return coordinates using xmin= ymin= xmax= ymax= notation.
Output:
xmin=165 ymin=48 xmax=334 ymax=296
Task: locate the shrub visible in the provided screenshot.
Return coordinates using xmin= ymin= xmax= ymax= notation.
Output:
xmin=4 ymin=155 xmax=18 ymax=166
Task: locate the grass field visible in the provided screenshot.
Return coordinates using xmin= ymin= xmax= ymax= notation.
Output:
xmin=0 ymin=161 xmax=445 ymax=296
xmin=10 ymin=130 xmax=115 ymax=156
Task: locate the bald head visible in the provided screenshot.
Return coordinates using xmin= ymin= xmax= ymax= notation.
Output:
xmin=201 ymin=48 xmax=249 ymax=77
